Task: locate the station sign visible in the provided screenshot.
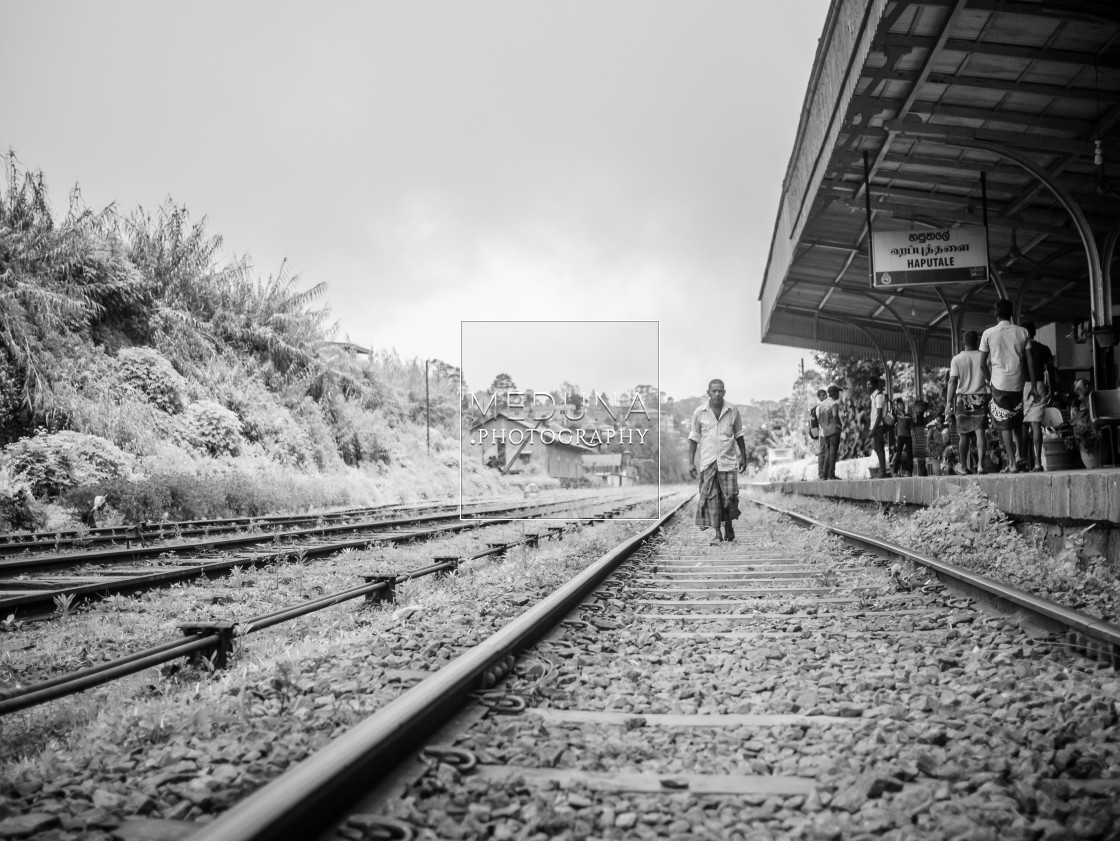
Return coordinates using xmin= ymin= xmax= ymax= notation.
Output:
xmin=871 ymin=226 xmax=988 ymax=288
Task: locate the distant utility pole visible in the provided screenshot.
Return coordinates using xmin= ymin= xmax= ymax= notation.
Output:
xmin=800 ymin=358 xmax=805 ymax=379
xmin=425 ymin=360 xmax=431 ymax=455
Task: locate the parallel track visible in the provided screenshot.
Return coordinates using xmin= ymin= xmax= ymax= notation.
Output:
xmin=0 ymin=491 xmax=646 ymax=620
xmin=185 ymin=492 xmax=1120 ymax=841
xmin=0 ymin=491 xmax=662 ymax=714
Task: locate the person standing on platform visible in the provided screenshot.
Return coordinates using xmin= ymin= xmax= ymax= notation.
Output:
xmin=688 ymin=378 xmax=747 ymax=544
xmin=980 ymin=299 xmax=1037 ymax=473
xmin=819 ymin=384 xmax=842 ymax=480
xmin=1070 ymin=377 xmax=1092 ymax=426
xmin=946 ymin=330 xmax=991 ymax=474
xmin=811 ymin=388 xmax=827 ymax=479
xmin=890 ymin=396 xmax=914 ymax=477
xmin=1021 ymin=321 xmax=1057 ymax=472
xmin=868 ymin=376 xmax=889 ymax=478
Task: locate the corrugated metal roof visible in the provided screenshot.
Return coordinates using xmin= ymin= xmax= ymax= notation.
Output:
xmin=761 ymin=0 xmax=1120 ymax=369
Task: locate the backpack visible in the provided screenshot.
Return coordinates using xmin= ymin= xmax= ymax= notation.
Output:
xmin=808 ymin=406 xmax=820 ymax=440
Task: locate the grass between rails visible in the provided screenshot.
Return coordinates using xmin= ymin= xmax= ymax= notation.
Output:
xmin=0 ymin=499 xmax=662 ymax=825
xmin=747 ymin=484 xmax=1120 ymax=625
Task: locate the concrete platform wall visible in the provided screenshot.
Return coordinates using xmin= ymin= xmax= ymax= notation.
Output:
xmin=761 ymin=472 xmax=1120 ymax=524
xmin=760 ymin=471 xmax=1120 ymax=566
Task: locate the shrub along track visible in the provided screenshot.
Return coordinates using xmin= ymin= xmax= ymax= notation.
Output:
xmin=184 ymin=493 xmax=1120 ymax=841
xmin=0 ymin=490 xmax=645 ymax=622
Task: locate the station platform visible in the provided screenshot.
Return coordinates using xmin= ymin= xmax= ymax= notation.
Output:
xmin=759 ymin=468 xmax=1120 ymax=525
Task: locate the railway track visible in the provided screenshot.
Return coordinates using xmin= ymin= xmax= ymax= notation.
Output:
xmin=185 ymin=491 xmax=1120 ymax=841
xmin=0 ymin=491 xmax=663 ymax=717
xmin=0 ymin=500 xmax=458 ymax=556
xmin=0 ymin=491 xmax=646 ymax=621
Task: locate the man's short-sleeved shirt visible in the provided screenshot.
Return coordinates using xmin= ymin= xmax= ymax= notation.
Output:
xmin=818 ymin=397 xmax=841 ymax=436
xmin=689 ymin=400 xmax=744 ymax=471
xmin=870 ymin=389 xmax=886 ymax=427
xmin=949 ymin=349 xmax=988 ymax=395
xmin=1023 ymin=340 xmax=1053 ymax=385
xmin=980 ymin=320 xmax=1029 ymax=391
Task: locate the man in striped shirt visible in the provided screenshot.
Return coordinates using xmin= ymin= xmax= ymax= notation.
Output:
xmin=688 ymin=379 xmax=747 ymax=544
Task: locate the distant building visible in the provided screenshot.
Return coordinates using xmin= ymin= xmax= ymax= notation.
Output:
xmin=470 ymin=413 xmax=589 ymax=482
xmin=583 ymin=451 xmax=639 ymax=487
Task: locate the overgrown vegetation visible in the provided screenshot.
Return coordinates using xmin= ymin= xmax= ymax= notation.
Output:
xmin=0 ymin=153 xmax=499 ymax=530
xmin=757 ymin=485 xmax=1120 ymax=622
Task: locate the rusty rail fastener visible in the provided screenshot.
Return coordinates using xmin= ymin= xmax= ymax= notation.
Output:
xmin=178 ymin=621 xmax=236 ymax=669
xmin=434 ymin=557 xmax=461 ymax=579
xmin=364 ymin=574 xmax=398 ymax=604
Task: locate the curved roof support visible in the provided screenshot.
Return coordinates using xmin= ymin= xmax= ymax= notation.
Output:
xmin=813 ymin=313 xmax=890 ymax=377
xmin=935 ymin=288 xmax=960 ymax=357
xmin=858 ymin=290 xmax=922 ymax=397
xmin=1103 ymin=216 xmax=1120 ymax=303
xmin=958 ymin=138 xmax=1108 ymax=330
xmin=857 ymin=290 xmax=919 ymax=360
xmin=1013 ymin=244 xmax=1080 ymax=325
xmin=988 ymin=265 xmax=1010 ymax=301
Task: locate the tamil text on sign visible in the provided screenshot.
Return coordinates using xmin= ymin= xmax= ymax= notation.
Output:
xmin=871 ymin=226 xmax=988 ymax=289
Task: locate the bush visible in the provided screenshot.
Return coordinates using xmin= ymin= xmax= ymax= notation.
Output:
xmin=113 ymin=347 xmax=187 ymax=413
xmin=178 ymin=402 xmax=243 ymax=457
xmin=290 ymin=399 xmax=344 ymax=470
xmin=0 ymin=466 xmax=41 ymax=531
xmin=1 ymin=430 xmax=134 ymax=498
xmin=86 ymin=477 xmax=173 ymax=523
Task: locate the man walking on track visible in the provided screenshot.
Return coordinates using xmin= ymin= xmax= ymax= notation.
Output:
xmin=688 ymin=378 xmax=747 ymax=544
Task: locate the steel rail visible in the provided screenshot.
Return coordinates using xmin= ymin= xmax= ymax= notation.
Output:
xmin=0 ymin=497 xmax=655 ymax=715
xmin=0 ymin=506 xmax=520 ymax=575
xmin=750 ymin=496 xmax=1120 ymax=661
xmin=0 ymin=496 xmax=517 ymax=551
xmin=0 ymin=490 xmax=608 ymax=571
xmin=0 ymin=634 xmax=209 ymax=702
xmin=0 ymin=502 xmax=484 ymax=558
xmin=0 ymin=634 xmax=219 ymax=715
xmin=189 ymin=492 xmax=692 ymax=841
xmin=0 ymin=516 xmax=509 ymax=618
xmin=0 ymin=493 xmax=647 ymax=617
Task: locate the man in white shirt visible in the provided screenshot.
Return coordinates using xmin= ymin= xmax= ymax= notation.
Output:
xmin=688 ymin=379 xmax=747 ymax=544
xmin=811 ymin=388 xmax=827 ymax=479
xmin=868 ymin=376 xmax=889 ymax=478
xmin=818 ymin=385 xmax=843 ymax=480
xmin=980 ymin=299 xmax=1037 ymax=472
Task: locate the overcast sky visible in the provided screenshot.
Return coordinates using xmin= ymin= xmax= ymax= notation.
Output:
xmin=2 ymin=0 xmax=829 ymax=403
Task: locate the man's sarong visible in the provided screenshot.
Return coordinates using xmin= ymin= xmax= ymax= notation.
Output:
xmin=694 ymin=463 xmax=740 ymax=530
xmin=955 ymin=393 xmax=989 ymax=434
xmin=989 ymin=385 xmax=1023 ymax=430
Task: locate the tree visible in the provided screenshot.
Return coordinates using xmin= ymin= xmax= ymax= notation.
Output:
xmin=812 ymin=352 xmax=949 ymax=460
xmin=0 ymin=154 xmax=145 ymax=428
xmin=489 ymin=373 xmax=517 ymax=414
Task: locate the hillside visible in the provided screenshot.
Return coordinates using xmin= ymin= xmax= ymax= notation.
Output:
xmin=0 ymin=160 xmax=509 ymax=531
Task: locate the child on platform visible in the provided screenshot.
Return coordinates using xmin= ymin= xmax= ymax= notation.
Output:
xmin=890 ymin=397 xmax=915 ymax=477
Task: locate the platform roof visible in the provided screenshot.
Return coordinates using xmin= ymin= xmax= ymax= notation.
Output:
xmin=760 ymin=0 xmax=1120 ymax=367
